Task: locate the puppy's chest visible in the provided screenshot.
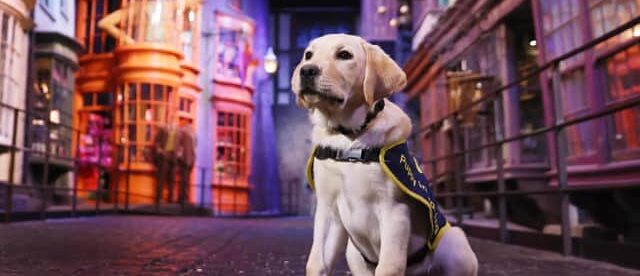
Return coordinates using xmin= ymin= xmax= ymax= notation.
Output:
xmin=314 ymin=160 xmax=398 ymax=202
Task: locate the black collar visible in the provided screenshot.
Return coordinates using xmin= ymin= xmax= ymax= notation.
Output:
xmin=333 ymin=100 xmax=385 ymax=139
xmin=314 ymin=146 xmax=381 ymax=163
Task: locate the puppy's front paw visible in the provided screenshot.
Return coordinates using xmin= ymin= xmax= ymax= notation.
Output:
xmin=306 ymin=262 xmax=329 ymax=276
xmin=374 ymin=263 xmax=405 ymax=276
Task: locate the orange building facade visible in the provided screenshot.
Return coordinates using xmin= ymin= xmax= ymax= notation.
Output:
xmin=74 ymin=0 xmax=203 ymax=204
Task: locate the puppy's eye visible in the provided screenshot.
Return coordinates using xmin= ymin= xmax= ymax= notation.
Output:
xmin=304 ymin=51 xmax=313 ymax=60
xmin=336 ymin=50 xmax=353 ymax=60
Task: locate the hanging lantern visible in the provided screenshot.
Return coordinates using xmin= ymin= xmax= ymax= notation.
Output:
xmin=263 ymin=47 xmax=278 ymax=74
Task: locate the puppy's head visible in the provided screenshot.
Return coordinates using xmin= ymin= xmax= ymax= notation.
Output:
xmin=291 ymin=34 xmax=406 ymax=111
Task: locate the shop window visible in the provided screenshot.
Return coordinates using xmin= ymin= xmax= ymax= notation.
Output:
xmin=539 ymin=0 xmax=596 ymax=160
xmin=179 ymin=97 xmax=193 ymax=113
xmin=602 ymin=45 xmax=640 ymax=159
xmin=589 ymin=0 xmax=640 ymax=49
xmin=81 ymin=0 xmax=119 ymax=54
xmin=181 ymin=6 xmax=198 ymax=63
xmin=30 ymin=59 xmax=75 ymax=159
xmin=123 ymin=0 xmax=178 ymax=45
xmin=557 ymin=70 xmax=596 ymax=159
xmin=446 ymin=35 xmax=500 ymax=170
xmin=539 ymin=0 xmax=584 ymax=68
xmin=0 ymin=13 xmax=19 ymax=141
xmin=118 ymin=82 xmax=174 ymax=162
xmin=216 ymin=111 xmax=249 ymax=178
xmin=96 ymin=92 xmax=113 ymax=106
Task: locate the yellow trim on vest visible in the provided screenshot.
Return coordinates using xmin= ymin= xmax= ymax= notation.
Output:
xmin=379 ymin=140 xmax=448 ymax=250
xmin=306 ymin=146 xmax=318 ymax=191
xmin=431 ymin=222 xmax=451 ymax=250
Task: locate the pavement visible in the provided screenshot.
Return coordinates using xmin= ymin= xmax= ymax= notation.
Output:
xmin=0 ymin=216 xmax=638 ymax=276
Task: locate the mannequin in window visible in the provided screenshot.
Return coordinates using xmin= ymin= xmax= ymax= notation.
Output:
xmin=175 ymin=119 xmax=195 ymax=210
xmin=150 ymin=123 xmax=178 ymax=209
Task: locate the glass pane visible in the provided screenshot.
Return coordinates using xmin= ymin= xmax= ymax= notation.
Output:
xmin=128 ymin=124 xmax=136 ymax=141
xmin=166 ymin=86 xmax=173 ymax=102
xmin=145 ymin=124 xmax=152 ymax=141
xmin=128 ymin=83 xmax=137 ymax=100
xmin=153 ymin=84 xmax=163 ymax=100
xmin=83 ymin=93 xmax=93 ymax=106
xmin=128 ymin=104 xmax=136 ymax=120
xmin=141 ymin=85 xmax=150 ymax=100
xmin=141 ymin=83 xmax=150 ymax=100
xmin=97 ymin=92 xmax=112 ymax=106
xmin=129 ymin=145 xmax=137 ymax=161
xmin=217 ymin=112 xmax=225 ymax=125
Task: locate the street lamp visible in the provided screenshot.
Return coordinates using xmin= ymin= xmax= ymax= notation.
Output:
xmin=263 ymin=47 xmax=278 ymax=74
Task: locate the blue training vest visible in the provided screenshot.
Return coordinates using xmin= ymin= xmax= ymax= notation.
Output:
xmin=306 ymin=141 xmax=450 ymax=251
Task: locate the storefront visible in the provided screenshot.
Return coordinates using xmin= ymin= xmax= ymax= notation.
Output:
xmin=74 ymin=0 xmax=202 ymax=204
xmin=210 ymin=10 xmax=256 ymax=215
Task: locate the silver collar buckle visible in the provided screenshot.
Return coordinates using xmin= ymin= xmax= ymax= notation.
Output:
xmin=338 ymin=148 xmax=363 ymax=162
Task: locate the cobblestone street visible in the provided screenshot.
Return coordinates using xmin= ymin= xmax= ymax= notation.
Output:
xmin=0 ymin=216 xmax=638 ymax=276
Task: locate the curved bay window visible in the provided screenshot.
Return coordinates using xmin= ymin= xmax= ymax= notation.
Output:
xmin=117 ymin=82 xmax=175 ymax=163
xmin=32 ymin=61 xmax=75 ymax=159
xmin=121 ymin=0 xmax=179 ymax=46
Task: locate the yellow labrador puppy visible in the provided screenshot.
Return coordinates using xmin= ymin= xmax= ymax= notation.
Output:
xmin=292 ymin=34 xmax=478 ymax=276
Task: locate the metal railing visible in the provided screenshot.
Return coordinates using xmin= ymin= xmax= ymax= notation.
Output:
xmin=0 ymin=101 xmax=275 ymax=222
xmin=408 ymin=15 xmax=640 ymax=259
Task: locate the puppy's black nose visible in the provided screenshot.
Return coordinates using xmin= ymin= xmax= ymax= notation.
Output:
xmin=300 ymin=65 xmax=320 ymax=79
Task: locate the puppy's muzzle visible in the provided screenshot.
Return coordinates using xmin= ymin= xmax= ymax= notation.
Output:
xmin=300 ymin=64 xmax=320 ymax=88
xmin=298 ymin=64 xmax=344 ymax=104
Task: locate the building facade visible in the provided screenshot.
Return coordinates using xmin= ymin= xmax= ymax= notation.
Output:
xmin=24 ymin=0 xmax=82 ymax=207
xmin=404 ymin=0 xmax=640 ymax=240
xmin=0 ymin=0 xmax=34 ymax=208
xmin=74 ymin=0 xmax=205 ymax=204
xmin=70 ymin=0 xmax=266 ymax=214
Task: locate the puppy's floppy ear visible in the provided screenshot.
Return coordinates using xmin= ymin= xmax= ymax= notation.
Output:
xmin=362 ymin=42 xmax=407 ymax=106
xmin=291 ymin=62 xmax=310 ymax=108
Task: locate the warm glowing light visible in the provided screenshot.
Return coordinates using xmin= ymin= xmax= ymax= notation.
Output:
xmin=264 ymin=47 xmax=278 ymax=74
xmin=633 ymin=27 xmax=640 ymax=37
xmin=389 ymin=18 xmax=398 ymax=27
xmin=50 ymin=109 xmax=60 ymax=124
xmin=40 ymin=83 xmax=49 ymax=94
xmin=399 ymin=4 xmax=409 ymax=14
xmin=150 ymin=2 xmax=163 ymax=24
xmin=241 ymin=22 xmax=252 ymax=35
xmin=377 ymin=5 xmax=387 ymax=14
xmin=529 ymin=39 xmax=537 ymax=47
xmin=188 ymin=10 xmax=195 ymax=22
xmin=145 ymin=109 xmax=152 ymax=122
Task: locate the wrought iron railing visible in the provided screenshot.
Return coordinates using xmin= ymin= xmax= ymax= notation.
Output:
xmin=409 ymin=15 xmax=640 ymax=261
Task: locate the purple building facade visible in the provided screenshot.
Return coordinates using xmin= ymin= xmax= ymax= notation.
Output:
xmin=405 ymin=0 xmax=640 ymax=241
